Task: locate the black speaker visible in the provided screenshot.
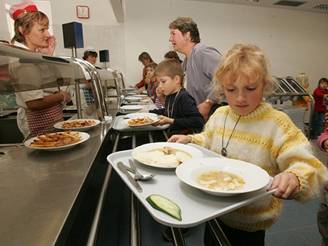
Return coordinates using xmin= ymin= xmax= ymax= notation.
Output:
xmin=99 ymin=50 xmax=109 ymax=62
xmin=62 ymin=22 xmax=84 ymax=48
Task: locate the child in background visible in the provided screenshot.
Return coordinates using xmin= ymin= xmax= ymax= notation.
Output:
xmin=144 ymin=62 xmax=158 ymax=101
xmin=317 ymin=110 xmax=328 ymax=246
xmin=154 ymin=86 xmax=165 ymax=108
xmin=311 ymin=78 xmax=328 ymax=139
xmin=150 ymin=59 xmax=204 ymax=135
xmin=169 ymin=43 xmax=327 ymax=246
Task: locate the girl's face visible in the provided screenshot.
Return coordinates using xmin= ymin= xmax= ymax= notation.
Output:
xmin=145 ymin=67 xmax=155 ymax=78
xmin=23 ymin=21 xmax=50 ymax=50
xmin=158 ymin=75 xmax=181 ymax=96
xmin=222 ymin=77 xmax=265 ymax=116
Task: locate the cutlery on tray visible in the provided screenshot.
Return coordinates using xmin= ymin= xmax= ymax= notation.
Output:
xmin=117 ymin=162 xmax=143 ymax=192
xmin=129 ymin=159 xmax=155 ymax=181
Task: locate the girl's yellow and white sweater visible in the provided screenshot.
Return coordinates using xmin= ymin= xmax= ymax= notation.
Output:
xmin=190 ymin=102 xmax=328 ymax=232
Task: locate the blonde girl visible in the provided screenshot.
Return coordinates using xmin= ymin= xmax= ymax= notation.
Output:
xmin=169 ymin=43 xmax=327 ymax=246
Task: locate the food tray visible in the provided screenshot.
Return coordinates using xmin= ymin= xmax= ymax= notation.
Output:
xmin=107 ymin=144 xmax=274 ymax=227
xmin=112 ymin=115 xmax=169 ymax=132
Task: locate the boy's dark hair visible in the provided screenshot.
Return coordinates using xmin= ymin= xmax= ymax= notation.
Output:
xmin=318 ymin=77 xmax=328 ymax=86
xmin=155 ymin=59 xmax=184 ymax=84
xmin=83 ymin=50 xmax=97 ymax=60
xmin=164 ymin=51 xmax=182 ymax=63
xmin=169 ymin=17 xmax=200 ymax=44
xmin=138 ymin=52 xmax=153 ymax=62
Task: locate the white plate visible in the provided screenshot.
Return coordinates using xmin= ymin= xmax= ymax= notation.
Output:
xmin=132 ymin=142 xmax=203 ymax=169
xmin=120 ymin=105 xmax=143 ymax=112
xmin=176 ymin=157 xmax=271 ymax=196
xmin=125 ymin=96 xmax=142 ymax=102
xmin=24 ymin=132 xmax=90 ymax=151
xmin=125 ymin=112 xmax=159 ymax=127
xmin=54 ymin=119 xmax=100 ymax=131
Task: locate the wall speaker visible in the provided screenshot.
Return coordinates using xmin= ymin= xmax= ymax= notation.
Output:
xmin=99 ymin=50 xmax=109 ymax=62
xmin=62 ymin=22 xmax=84 ymax=48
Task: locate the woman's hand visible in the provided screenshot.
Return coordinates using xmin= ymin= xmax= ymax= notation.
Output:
xmin=269 ymin=172 xmax=300 ymax=199
xmin=37 ymin=36 xmax=56 ymax=55
xmin=168 ymin=135 xmax=191 ymax=144
xmin=59 ymin=91 xmax=71 ymax=103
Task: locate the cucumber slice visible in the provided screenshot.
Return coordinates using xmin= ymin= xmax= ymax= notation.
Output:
xmin=146 ymin=194 xmax=182 ymax=221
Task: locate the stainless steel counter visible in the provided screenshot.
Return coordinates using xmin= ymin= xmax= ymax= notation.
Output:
xmin=0 ymin=122 xmax=111 ymax=245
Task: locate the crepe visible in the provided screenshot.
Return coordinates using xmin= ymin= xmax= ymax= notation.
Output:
xmin=134 ymin=147 xmax=192 ymax=167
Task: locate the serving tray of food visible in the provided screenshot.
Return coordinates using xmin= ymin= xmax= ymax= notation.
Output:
xmin=107 ymin=143 xmax=274 ymax=227
xmin=112 ymin=113 xmax=169 ymax=132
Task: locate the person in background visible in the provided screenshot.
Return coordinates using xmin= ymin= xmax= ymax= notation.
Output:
xmin=82 ymin=49 xmax=99 ymax=105
xmin=311 ymin=78 xmax=328 ymax=139
xmin=168 ymin=43 xmax=327 ymax=246
xmin=9 ymin=0 xmax=70 ymax=137
xmin=83 ymin=49 xmax=98 ymax=65
xmin=164 ymin=50 xmax=182 ymax=63
xmin=154 ymin=86 xmax=165 ymax=109
xmin=169 ymin=17 xmax=222 ymax=120
xmin=144 ymin=62 xmax=158 ymax=101
xmin=317 ymin=113 xmax=328 ymax=246
xmin=150 ymin=59 xmax=204 ymax=135
xmin=134 ymin=51 xmax=154 ymax=89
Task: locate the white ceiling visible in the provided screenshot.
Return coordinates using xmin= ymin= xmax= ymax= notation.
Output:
xmin=184 ymin=0 xmax=328 ymax=14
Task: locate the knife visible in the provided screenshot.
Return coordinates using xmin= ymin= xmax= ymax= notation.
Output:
xmin=117 ymin=162 xmax=143 ymax=192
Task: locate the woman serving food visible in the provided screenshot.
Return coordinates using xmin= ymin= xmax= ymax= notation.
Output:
xmin=9 ymin=0 xmax=71 ymax=137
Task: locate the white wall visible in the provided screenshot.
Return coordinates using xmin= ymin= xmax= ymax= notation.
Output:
xmin=0 ymin=0 xmax=125 ymax=70
xmin=1 ymin=0 xmax=327 ymax=92
xmin=124 ymin=0 xmax=328 ymax=91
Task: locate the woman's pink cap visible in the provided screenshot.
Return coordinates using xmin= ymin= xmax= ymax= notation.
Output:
xmin=9 ymin=0 xmax=38 ymax=20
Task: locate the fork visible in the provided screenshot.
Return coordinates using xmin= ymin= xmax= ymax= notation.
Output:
xmin=128 ymin=159 xmax=155 ymax=181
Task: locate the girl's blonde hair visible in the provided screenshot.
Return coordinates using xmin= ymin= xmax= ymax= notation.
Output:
xmin=215 ymin=43 xmax=274 ymax=97
xmin=11 ymin=11 xmax=49 ymax=44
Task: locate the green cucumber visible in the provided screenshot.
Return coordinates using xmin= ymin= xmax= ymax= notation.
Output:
xmin=146 ymin=194 xmax=182 ymax=221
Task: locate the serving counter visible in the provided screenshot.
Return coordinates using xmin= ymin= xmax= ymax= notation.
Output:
xmin=0 ymin=122 xmax=111 ymax=245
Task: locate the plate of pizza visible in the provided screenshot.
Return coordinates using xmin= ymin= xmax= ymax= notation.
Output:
xmin=126 ymin=113 xmax=160 ymax=127
xmin=24 ymin=131 xmax=90 ymax=151
xmin=54 ymin=119 xmax=100 ymax=131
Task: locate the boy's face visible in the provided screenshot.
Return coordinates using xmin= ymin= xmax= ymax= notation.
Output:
xmin=157 ymin=75 xmax=181 ymax=96
xmin=319 ymin=81 xmax=328 ymax=90
xmin=86 ymin=55 xmax=97 ymax=65
xmin=222 ymin=76 xmax=264 ymax=116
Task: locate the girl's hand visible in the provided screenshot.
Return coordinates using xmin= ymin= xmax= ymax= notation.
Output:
xmin=37 ymin=36 xmax=56 ymax=55
xmin=269 ymin=172 xmax=300 ymax=199
xmin=168 ymin=135 xmax=191 ymax=144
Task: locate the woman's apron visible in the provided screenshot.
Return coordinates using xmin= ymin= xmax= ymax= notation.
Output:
xmin=26 ymin=104 xmax=64 ymax=136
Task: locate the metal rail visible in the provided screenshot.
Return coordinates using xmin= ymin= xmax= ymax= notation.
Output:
xmin=86 ymin=132 xmax=120 ymax=246
xmin=207 ymin=219 xmax=232 ymax=246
